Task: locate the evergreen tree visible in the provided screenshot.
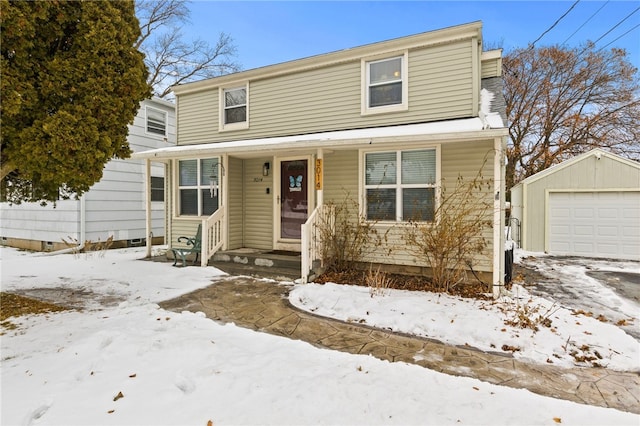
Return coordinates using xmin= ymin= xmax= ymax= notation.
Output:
xmin=1 ymin=0 xmax=151 ymax=204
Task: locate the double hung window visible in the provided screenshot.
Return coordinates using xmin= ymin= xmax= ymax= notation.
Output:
xmin=220 ymin=85 xmax=248 ymax=130
xmin=178 ymin=158 xmax=220 ymax=216
xmin=146 ymin=107 xmax=167 ymax=136
xmin=363 ymin=53 xmax=408 ymax=114
xmin=364 ymin=149 xmax=436 ymax=222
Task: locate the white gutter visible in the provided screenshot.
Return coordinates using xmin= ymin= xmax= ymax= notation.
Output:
xmin=132 ymin=118 xmax=508 ymax=161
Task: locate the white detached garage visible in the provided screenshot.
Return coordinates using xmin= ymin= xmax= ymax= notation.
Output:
xmin=510 ymin=149 xmax=640 ymax=261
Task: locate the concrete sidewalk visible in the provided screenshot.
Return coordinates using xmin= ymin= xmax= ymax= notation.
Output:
xmin=160 ymin=276 xmax=640 ymax=415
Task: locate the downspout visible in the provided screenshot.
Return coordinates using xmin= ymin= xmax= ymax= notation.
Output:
xmin=492 ymin=136 xmax=506 ymax=298
xmin=145 ymin=158 xmax=152 ymax=258
xmin=43 ymin=195 xmax=86 ymax=255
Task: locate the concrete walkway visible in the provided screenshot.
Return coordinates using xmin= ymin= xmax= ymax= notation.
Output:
xmin=160 ymin=276 xmax=640 ymax=414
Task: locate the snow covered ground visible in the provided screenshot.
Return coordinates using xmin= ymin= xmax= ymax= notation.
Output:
xmin=1 ymin=246 xmax=639 ymax=425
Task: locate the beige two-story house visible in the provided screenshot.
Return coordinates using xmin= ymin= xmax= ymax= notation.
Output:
xmin=134 ymin=21 xmax=509 ymax=296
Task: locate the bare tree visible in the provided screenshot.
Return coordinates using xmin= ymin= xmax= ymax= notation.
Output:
xmin=135 ymin=0 xmax=240 ymax=98
xmin=503 ymin=43 xmax=640 ymax=190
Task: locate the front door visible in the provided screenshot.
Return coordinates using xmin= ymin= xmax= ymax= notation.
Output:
xmin=277 ymin=158 xmax=310 ymax=250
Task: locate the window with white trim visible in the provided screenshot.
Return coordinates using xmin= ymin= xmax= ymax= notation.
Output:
xmin=146 ymin=107 xmax=167 ymax=136
xmin=150 ymin=176 xmax=164 ymax=202
xmin=364 ymin=149 xmax=436 ymax=221
xmin=362 ymin=53 xmax=408 ymax=115
xmin=220 ymin=85 xmax=248 ymax=130
xmin=178 ymin=158 xmax=220 ymax=216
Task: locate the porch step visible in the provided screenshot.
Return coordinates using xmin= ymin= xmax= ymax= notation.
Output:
xmin=210 ymin=249 xmax=302 ymax=281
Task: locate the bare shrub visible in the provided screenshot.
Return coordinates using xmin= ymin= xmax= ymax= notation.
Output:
xmin=317 ymin=192 xmax=387 ymax=273
xmin=62 ymin=235 xmax=114 ymax=258
xmin=402 ymin=167 xmax=493 ymax=292
xmin=366 ymin=265 xmax=393 ymax=297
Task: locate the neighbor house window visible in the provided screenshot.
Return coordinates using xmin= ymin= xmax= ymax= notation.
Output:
xmin=220 ymin=84 xmax=248 ymax=130
xmin=362 ymin=53 xmax=408 ymax=115
xmin=178 ymin=158 xmax=220 ymax=216
xmin=364 ymin=148 xmax=436 ymax=221
xmin=146 ymin=107 xmax=167 ymax=136
xmin=151 ymin=176 xmax=164 ymax=202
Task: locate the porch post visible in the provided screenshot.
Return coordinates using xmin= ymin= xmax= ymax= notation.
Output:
xmin=144 ymin=158 xmax=152 ymax=258
xmin=492 ymin=136 xmax=506 ymax=298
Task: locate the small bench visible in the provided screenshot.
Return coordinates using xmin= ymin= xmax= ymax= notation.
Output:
xmin=171 ymin=224 xmax=202 ymax=267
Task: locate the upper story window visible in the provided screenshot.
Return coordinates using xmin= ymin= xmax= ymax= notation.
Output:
xmin=362 ymin=53 xmax=408 ymax=115
xmin=220 ymin=84 xmax=248 ymax=131
xmin=364 ymin=148 xmax=437 ymax=222
xmin=146 ymin=107 xmax=167 ymax=136
xmin=177 ymin=158 xmax=220 ymax=216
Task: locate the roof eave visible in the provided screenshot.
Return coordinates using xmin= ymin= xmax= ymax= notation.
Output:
xmin=132 ymin=125 xmax=507 ymax=161
xmin=171 ymin=22 xmax=483 ymax=96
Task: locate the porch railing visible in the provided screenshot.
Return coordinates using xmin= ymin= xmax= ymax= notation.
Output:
xmin=301 ymin=204 xmax=334 ymax=283
xmin=201 ymin=208 xmax=225 ymax=267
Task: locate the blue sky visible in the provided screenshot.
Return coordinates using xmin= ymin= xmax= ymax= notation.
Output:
xmin=184 ymin=1 xmax=640 ymax=71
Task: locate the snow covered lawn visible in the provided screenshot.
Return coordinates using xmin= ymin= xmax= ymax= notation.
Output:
xmin=1 ymin=246 xmax=639 ymax=425
xmin=290 ymin=280 xmax=639 ymax=371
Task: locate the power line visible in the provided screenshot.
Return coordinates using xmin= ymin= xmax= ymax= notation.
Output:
xmin=563 ymin=0 xmax=609 ymax=45
xmin=593 ymin=6 xmax=640 ymax=44
xmin=597 ymin=23 xmax=640 ymax=52
xmin=530 ymin=0 xmax=581 ymax=47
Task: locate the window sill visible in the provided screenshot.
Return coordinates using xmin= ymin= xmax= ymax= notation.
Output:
xmin=361 ymin=103 xmax=408 ymax=116
xmin=218 ymin=122 xmax=249 ymax=132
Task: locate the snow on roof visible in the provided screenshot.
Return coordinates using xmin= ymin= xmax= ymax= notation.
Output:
xmin=132 ymin=117 xmax=507 ymax=160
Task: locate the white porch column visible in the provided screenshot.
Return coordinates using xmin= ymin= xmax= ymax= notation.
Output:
xmin=144 ymin=158 xmax=152 ymax=258
xmin=492 ymin=136 xmax=507 ymax=298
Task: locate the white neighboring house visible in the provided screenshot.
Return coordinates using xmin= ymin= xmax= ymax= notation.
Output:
xmin=0 ymin=97 xmax=175 ymax=252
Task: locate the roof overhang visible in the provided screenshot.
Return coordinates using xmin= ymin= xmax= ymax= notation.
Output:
xmin=132 ymin=118 xmax=508 ymax=162
xmin=171 ymin=22 xmax=483 ymax=97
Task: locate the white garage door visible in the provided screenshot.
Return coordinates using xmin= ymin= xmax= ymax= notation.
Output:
xmin=548 ymin=191 xmax=640 ymax=260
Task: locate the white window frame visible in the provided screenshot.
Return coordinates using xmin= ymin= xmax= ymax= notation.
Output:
xmin=361 ymin=52 xmax=409 ymax=116
xmin=219 ymin=83 xmax=249 ymax=131
xmin=146 ymin=106 xmax=167 ymax=137
xmin=360 ymin=146 xmax=440 ymax=223
xmin=175 ymin=158 xmax=221 ymax=217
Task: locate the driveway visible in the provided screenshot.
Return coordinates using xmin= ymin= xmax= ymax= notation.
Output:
xmin=515 ymin=254 xmax=640 ymax=341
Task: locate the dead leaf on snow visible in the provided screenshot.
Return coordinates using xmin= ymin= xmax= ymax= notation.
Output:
xmin=553 ymin=417 xmax=562 ymax=423
xmin=113 ymin=391 xmax=124 ymax=402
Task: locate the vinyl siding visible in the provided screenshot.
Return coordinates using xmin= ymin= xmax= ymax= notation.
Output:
xmin=440 ymin=139 xmax=495 ymax=271
xmin=177 ymin=40 xmax=476 ymax=145
xmin=323 ymin=150 xmax=359 ymax=203
xmin=170 ymin=219 xmax=201 ymax=248
xmin=519 ymin=154 xmax=640 ymax=252
xmin=176 ymin=90 xmax=218 ymax=145
xmin=365 ymin=140 xmax=494 ymax=272
xmin=0 ymin=200 xmax=80 ymax=242
xmin=319 ymin=140 xmax=496 ymax=272
xmin=227 ymin=156 xmax=244 ymax=249
xmin=481 ymin=56 xmax=501 ymax=79
xmin=242 ymin=157 xmax=274 ymax=249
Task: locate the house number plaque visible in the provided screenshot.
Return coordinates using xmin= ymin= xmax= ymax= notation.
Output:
xmin=315 ymin=159 xmax=323 ymax=190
